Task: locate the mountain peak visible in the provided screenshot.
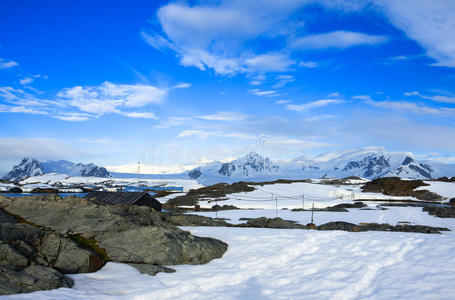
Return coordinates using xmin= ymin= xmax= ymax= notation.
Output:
xmin=2 ymin=158 xmax=110 ymax=182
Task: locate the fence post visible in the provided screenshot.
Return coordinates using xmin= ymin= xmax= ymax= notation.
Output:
xmin=311 ymin=202 xmax=314 ymax=224
xmin=273 ymin=193 xmax=278 ymax=216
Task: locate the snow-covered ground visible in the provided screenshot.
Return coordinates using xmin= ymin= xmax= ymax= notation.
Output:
xmin=190 ymin=182 xmax=418 ymax=210
xmin=189 ymin=206 xmax=455 ymax=230
xmin=416 ymin=181 xmax=455 ymax=200
xmin=6 ymin=226 xmax=455 ymax=300
xmin=17 ymin=174 xmax=202 ymax=192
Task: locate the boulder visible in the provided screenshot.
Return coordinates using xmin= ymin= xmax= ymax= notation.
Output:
xmin=96 ymin=226 xmax=227 ymax=265
xmin=0 ymin=195 xmax=228 ymax=267
xmin=127 ymin=263 xmax=176 ymax=276
xmin=244 ymin=217 xmax=307 ymax=229
xmin=0 ymin=264 xmax=73 ymax=295
xmin=163 ymin=213 xmax=231 ymax=227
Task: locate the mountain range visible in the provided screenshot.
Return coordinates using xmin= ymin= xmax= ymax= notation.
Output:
xmin=2 ymin=158 xmax=111 ymax=182
xmin=187 ymin=147 xmax=455 ymax=185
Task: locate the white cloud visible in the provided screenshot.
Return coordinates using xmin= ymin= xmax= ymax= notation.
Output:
xmin=404 ymin=91 xmax=455 ymax=104
xmin=404 ymin=91 xmax=420 ymax=96
xmin=273 ymin=75 xmax=295 ymax=88
xmin=328 ymin=92 xmax=341 ymax=98
xmin=172 ymin=83 xmax=191 ymax=89
xmin=275 ymin=100 xmax=290 ymax=104
xmin=142 ymin=1 xmax=312 ymax=75
xmin=119 ymin=112 xmax=157 ymax=119
xmin=249 ymin=89 xmax=280 ymax=97
xmin=179 ymin=130 xmax=211 ymax=138
xmin=299 ymin=61 xmax=319 ymax=68
xmin=286 ymin=99 xmax=345 ymax=112
xmin=0 ymin=82 xmax=168 ymax=121
xmin=57 ymin=81 xmax=166 ymax=114
xmin=249 ymin=80 xmax=262 ymax=86
xmin=198 ymin=111 xmax=248 ymax=122
xmin=244 ymin=53 xmax=295 ymax=73
xmin=304 ymin=114 xmax=335 ymax=122
xmin=0 ymin=104 xmax=48 ymax=115
xmin=53 ymin=112 xmax=91 ymax=122
xmin=0 ymin=138 xmax=86 ymax=160
xmin=155 ymin=116 xmax=192 ymax=129
xmin=178 ymin=129 xmax=254 ymax=140
xmin=374 ymin=0 xmax=455 ymax=67
xmin=353 ymin=95 xmax=372 ymax=101
xmin=290 ymin=31 xmax=387 ymax=50
xmin=143 ymin=1 xmax=403 ymax=76
xmin=0 ymin=58 xmax=18 ymax=69
xmin=364 ymin=99 xmax=455 ymax=115
xmin=19 ymin=77 xmax=34 ymax=85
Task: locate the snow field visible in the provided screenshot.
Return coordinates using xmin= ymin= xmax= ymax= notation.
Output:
xmin=193 ymin=182 xmax=417 ymax=210
xmin=6 ymin=227 xmax=455 ymax=300
xmin=188 ymin=206 xmax=455 ymax=230
xmin=416 ymin=181 xmax=455 ymax=200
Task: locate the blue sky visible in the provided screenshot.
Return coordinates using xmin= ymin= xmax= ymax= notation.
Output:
xmin=1 ymin=0 xmax=455 ymax=173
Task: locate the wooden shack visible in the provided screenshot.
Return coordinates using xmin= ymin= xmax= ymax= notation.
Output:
xmin=85 ymin=191 xmax=162 ymax=211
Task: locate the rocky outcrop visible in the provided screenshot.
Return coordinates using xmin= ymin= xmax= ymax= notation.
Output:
xmin=238 ymin=217 xmax=449 ymax=233
xmin=242 ymin=217 xmax=307 ymax=229
xmin=361 ymin=177 xmax=442 ymax=201
xmin=422 ymin=206 xmax=455 ymax=218
xmin=162 ymin=213 xmax=232 ymax=227
xmin=166 ymin=182 xmax=255 ymax=208
xmin=0 ymin=194 xmax=227 ymax=267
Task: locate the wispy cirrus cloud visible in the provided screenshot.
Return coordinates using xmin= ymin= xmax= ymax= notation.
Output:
xmin=198 ymin=111 xmax=248 ymax=122
xmin=0 ymin=58 xmax=18 ymax=69
xmin=0 ymin=81 xmax=190 ymax=121
xmin=364 ymin=99 xmax=455 ymax=115
xmin=289 ymin=31 xmax=387 ymax=50
xmin=249 ymin=89 xmax=280 ymax=97
xmin=404 ymin=91 xmax=455 ymax=104
xmin=286 ymin=99 xmax=345 ymax=112
xmin=374 ymin=0 xmax=455 ymax=67
xmin=142 ymin=1 xmax=393 ymax=77
xmin=178 ymin=129 xmax=254 ymax=140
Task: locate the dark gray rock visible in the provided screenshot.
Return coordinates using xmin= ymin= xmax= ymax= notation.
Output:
xmin=0 ymin=195 xmax=228 ymax=267
xmin=127 ymin=263 xmax=176 ymax=276
xmin=38 ymin=233 xmax=104 ymax=273
xmin=422 ymin=206 xmax=455 ymax=218
xmin=0 ymin=264 xmax=73 ymax=295
xmin=244 ymin=217 xmax=306 ymax=229
xmin=163 ymin=213 xmax=231 ymax=227
xmin=0 ymin=242 xmax=29 ymax=267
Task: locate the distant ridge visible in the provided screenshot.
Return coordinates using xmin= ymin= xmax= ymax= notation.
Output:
xmin=2 ymin=157 xmax=110 ymax=182
xmin=187 ymin=147 xmax=455 ymax=185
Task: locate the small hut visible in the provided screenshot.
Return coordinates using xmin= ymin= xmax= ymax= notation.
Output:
xmin=85 ymin=191 xmax=161 ymax=211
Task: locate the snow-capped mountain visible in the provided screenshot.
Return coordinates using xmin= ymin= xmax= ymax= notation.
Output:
xmin=187 ymin=147 xmax=455 ymax=184
xmin=2 ymin=158 xmax=45 ymax=182
xmin=2 ymin=158 xmax=110 ymax=182
xmin=189 ymin=152 xmax=280 ymax=184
